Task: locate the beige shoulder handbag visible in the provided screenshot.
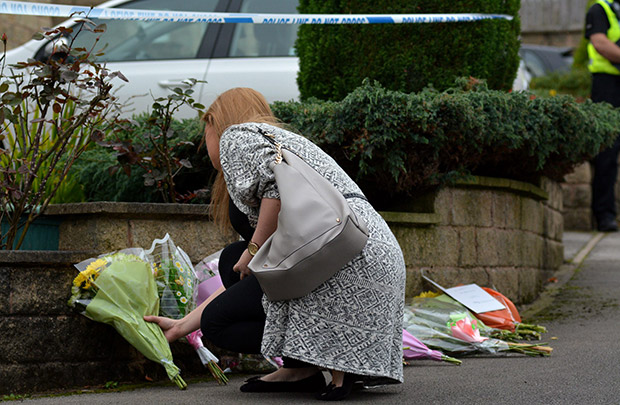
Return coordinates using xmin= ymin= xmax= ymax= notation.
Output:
xmin=248 ymin=127 xmax=369 ymax=301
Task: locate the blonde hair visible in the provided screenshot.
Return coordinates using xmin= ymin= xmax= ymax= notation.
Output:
xmin=202 ymin=88 xmax=279 ymax=231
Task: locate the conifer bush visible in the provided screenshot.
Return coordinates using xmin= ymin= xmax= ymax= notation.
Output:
xmin=296 ymin=0 xmax=521 ymax=101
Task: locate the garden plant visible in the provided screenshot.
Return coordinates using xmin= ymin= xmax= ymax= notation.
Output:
xmin=96 ymin=81 xmax=206 ymax=203
xmin=0 ymin=20 xmax=126 ymax=250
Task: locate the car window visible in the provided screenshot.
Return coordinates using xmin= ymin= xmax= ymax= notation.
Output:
xmin=229 ymin=0 xmax=298 ymax=57
xmin=36 ymin=0 xmax=218 ymax=62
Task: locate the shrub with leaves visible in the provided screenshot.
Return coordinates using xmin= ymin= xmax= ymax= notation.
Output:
xmin=97 ymin=82 xmax=206 ymax=203
xmin=70 ymin=116 xmax=212 ymax=204
xmin=0 ymin=20 xmax=126 ymax=249
xmin=272 ymin=79 xmax=620 ymax=209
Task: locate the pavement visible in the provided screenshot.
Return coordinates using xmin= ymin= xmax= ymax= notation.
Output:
xmin=13 ymin=231 xmax=620 ymax=405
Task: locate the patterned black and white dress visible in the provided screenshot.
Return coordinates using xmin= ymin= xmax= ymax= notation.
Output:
xmin=219 ymin=123 xmax=405 ymax=382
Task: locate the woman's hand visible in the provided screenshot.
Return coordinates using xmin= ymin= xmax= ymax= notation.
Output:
xmin=143 ymin=315 xmax=186 ymax=343
xmin=233 ymin=249 xmax=254 ymax=280
xmin=233 ymin=198 xmax=280 ymax=280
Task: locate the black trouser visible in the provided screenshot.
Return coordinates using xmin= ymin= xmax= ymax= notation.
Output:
xmin=201 ymin=240 xmax=265 ymax=354
xmin=591 ymin=74 xmax=620 ymax=225
xmin=200 ymin=241 xmax=313 ymax=369
xmin=592 ymin=134 xmax=620 ymax=224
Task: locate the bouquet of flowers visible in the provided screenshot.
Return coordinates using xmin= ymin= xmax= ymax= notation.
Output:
xmin=403 ymin=296 xmax=552 ymax=357
xmin=193 ymin=250 xmax=224 ymax=306
xmin=68 ymin=249 xmax=187 ymax=389
xmin=472 ymin=287 xmax=547 ymax=341
xmin=146 ymin=234 xmax=197 ymax=321
xmin=402 ymin=329 xmax=461 ymax=365
xmin=146 ymin=235 xmax=228 ymax=385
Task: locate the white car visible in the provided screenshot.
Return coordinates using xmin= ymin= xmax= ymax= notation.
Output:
xmin=4 ymin=0 xmax=301 ymax=118
xmin=5 ymin=0 xmax=530 ymax=118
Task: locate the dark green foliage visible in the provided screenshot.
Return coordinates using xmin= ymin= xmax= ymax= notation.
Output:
xmin=296 ymin=0 xmax=520 ymax=101
xmin=70 ymin=116 xmax=214 ymax=203
xmin=70 ymin=147 xmax=159 ymax=202
xmin=273 ymin=79 xmax=620 ymax=209
xmin=72 ymin=81 xmax=620 ymax=211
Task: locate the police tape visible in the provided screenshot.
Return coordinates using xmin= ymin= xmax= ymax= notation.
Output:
xmin=0 ymin=1 xmax=513 ymax=24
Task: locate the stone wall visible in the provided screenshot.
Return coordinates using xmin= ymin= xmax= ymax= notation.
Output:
xmin=1 ymin=178 xmax=564 ymax=394
xmin=391 ymin=177 xmax=563 ymax=305
xmin=44 ymin=202 xmax=235 ymax=263
xmin=562 ymin=163 xmax=593 ymax=231
xmin=561 ymin=162 xmax=620 ymax=231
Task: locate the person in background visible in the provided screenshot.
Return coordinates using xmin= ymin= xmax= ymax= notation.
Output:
xmin=586 ymin=0 xmax=620 ymax=232
xmin=146 ymin=88 xmax=406 ymax=401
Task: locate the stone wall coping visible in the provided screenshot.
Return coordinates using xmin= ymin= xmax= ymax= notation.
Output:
xmin=45 ymin=202 xmax=211 ymax=218
xmin=456 ymin=176 xmax=549 ymax=201
xmin=0 ymin=250 xmax=97 ymax=265
xmin=379 ymin=212 xmax=440 ymax=226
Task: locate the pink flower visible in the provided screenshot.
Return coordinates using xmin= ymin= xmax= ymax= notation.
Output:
xmin=403 ymin=329 xmax=443 ymax=361
xmin=450 ymin=316 xmax=488 ymax=343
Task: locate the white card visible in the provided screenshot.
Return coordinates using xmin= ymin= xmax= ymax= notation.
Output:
xmin=422 ymin=273 xmax=506 ymax=313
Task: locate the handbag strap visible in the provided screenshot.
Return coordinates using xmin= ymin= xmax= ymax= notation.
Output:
xmin=255 ymin=125 xmax=368 ymax=202
xmin=256 ymin=126 xmax=283 ymax=164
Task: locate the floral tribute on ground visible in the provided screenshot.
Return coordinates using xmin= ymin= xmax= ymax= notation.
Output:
xmin=68 ymin=248 xmax=188 ymax=389
xmin=146 ymin=235 xmax=228 ymax=385
xmin=403 ymin=294 xmax=552 ymax=358
xmin=68 ymin=234 xmax=228 ymax=388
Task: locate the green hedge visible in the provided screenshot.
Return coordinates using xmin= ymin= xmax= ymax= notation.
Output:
xmin=296 ymin=0 xmax=520 ymax=101
xmin=70 ymin=81 xmax=620 ymax=210
xmin=273 ymin=79 xmax=620 ymax=208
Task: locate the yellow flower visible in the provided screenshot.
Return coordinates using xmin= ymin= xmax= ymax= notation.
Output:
xmin=415 ymin=290 xmax=440 ymax=299
xmin=72 ymin=272 xmax=87 ymax=288
xmin=73 ymin=259 xmax=107 ymax=289
xmin=180 ymin=297 xmax=188 ymax=304
xmin=176 ymin=291 xmax=182 ymax=297
xmin=187 ymin=280 xmax=192 ymax=287
xmin=175 ymin=276 xmax=184 ymax=286
xmin=86 ymin=258 xmax=107 ymax=273
xmin=549 ymin=89 xmax=557 ymax=97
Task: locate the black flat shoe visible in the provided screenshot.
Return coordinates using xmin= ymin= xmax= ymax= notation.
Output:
xmin=240 ymin=372 xmax=326 ymax=393
xmin=315 ymin=373 xmax=363 ymax=401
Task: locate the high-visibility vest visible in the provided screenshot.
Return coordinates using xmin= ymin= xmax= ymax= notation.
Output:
xmin=588 ymin=0 xmax=620 ymax=75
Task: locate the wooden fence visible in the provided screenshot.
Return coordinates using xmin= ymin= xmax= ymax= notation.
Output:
xmin=520 ymin=0 xmax=589 ymax=45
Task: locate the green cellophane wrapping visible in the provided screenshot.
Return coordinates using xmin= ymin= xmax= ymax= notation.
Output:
xmin=85 ymin=259 xmax=186 ymax=388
